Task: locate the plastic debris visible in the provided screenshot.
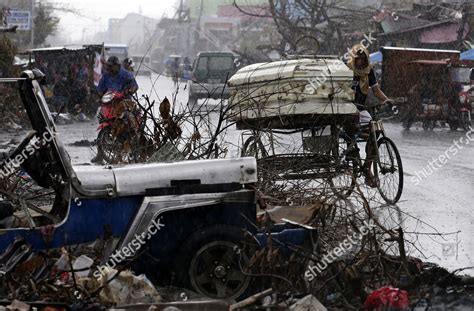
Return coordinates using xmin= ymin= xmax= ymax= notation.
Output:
xmin=290 ymin=294 xmax=327 ymax=311
xmin=97 ymin=268 xmax=162 ymax=306
xmin=364 ymin=287 xmax=410 ymax=310
xmin=72 ymin=255 xmax=94 ymax=278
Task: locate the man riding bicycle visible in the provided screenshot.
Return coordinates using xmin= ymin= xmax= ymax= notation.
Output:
xmin=346 ymin=44 xmax=393 ymax=187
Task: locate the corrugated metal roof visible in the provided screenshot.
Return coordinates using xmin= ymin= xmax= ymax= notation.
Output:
xmin=378 ymin=19 xmax=459 ymax=37
xmin=381 ymin=46 xmax=460 ymax=54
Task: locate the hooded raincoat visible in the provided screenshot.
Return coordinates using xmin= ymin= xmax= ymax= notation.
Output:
xmin=347 ymin=44 xmax=378 ymax=111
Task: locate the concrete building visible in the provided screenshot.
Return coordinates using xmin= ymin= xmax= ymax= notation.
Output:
xmin=106 ymin=13 xmax=158 ymax=55
xmin=337 ymin=0 xmax=438 ymax=10
xmin=187 ymin=0 xmax=266 ymax=18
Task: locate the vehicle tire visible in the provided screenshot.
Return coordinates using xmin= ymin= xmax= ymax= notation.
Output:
xmin=402 ymin=119 xmax=412 ymax=130
xmin=422 ymin=120 xmax=432 ymax=131
xmin=462 ymin=121 xmax=472 ymax=132
xmin=188 ymin=87 xmax=198 ymax=109
xmin=375 ymin=137 xmax=403 ymax=204
xmin=174 ymin=225 xmax=252 ymax=300
xmin=97 ymin=127 xmax=119 ymax=164
xmin=460 ymin=112 xmax=472 ymax=131
xmin=188 ymin=95 xmax=198 ymax=109
xmin=449 ymin=119 xmax=459 ymax=131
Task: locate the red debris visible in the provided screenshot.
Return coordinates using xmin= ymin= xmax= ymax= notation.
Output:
xmin=364 ymin=287 xmax=410 ymax=310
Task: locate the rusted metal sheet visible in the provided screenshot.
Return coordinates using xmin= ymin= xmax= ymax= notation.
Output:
xmin=380 ymin=47 xmax=461 ymax=98
xmin=419 ymin=22 xmax=469 ymax=44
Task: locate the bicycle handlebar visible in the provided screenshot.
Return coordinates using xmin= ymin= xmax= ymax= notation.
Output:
xmin=364 ymin=101 xmax=399 ymax=116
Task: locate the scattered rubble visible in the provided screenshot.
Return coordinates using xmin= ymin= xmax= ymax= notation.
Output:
xmin=51 ymin=113 xmax=74 ymax=125
xmin=290 ymin=294 xmax=327 ymax=311
xmin=68 ymin=139 xmax=95 ymax=147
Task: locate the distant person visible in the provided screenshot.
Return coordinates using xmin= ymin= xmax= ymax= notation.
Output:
xmin=183 ymin=57 xmax=192 ymax=70
xmin=51 ymin=70 xmax=69 ymax=112
xmin=122 ymin=58 xmax=134 ymax=73
xmin=171 ymin=57 xmax=180 ymax=86
xmin=182 ymin=56 xmax=192 ymax=80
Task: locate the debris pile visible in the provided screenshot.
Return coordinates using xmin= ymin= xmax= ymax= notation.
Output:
xmin=236 ymin=187 xmax=474 ymax=310
xmin=0 ymin=238 xmax=175 ymax=309
xmin=0 ymin=84 xmax=26 ymax=132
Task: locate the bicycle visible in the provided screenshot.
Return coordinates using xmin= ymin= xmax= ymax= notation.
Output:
xmin=336 ymin=102 xmax=404 ymax=204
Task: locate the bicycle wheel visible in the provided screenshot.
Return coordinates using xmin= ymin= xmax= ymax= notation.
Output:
xmin=241 ymin=136 xmax=268 ymax=158
xmin=375 ymin=137 xmax=403 ymax=204
xmin=328 ymin=163 xmax=356 ymax=199
xmin=327 ymin=137 xmax=357 ymax=199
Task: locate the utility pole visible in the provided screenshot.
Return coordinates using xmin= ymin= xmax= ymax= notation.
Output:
xmin=30 ymin=0 xmax=34 ymax=48
xmin=179 ymin=0 xmax=183 ymax=23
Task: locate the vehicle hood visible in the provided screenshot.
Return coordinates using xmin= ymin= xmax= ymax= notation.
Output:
xmin=73 ymin=157 xmax=257 ymax=197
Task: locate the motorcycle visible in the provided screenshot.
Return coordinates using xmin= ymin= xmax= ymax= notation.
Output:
xmin=96 ymin=91 xmax=143 ymax=163
xmin=456 ymin=89 xmax=473 ymax=131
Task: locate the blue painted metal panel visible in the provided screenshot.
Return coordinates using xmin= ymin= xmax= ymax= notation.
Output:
xmin=255 ymin=228 xmax=308 ymax=257
xmin=461 ymin=49 xmax=474 ymax=60
xmin=0 ymin=196 xmax=142 ymax=252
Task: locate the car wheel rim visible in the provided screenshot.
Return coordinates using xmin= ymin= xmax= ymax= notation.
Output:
xmin=189 ymin=241 xmax=249 ymax=300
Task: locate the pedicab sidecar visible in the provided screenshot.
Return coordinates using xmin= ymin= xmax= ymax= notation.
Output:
xmin=227 ymin=58 xmax=359 ymax=200
xmin=0 ymin=70 xmax=313 ymax=301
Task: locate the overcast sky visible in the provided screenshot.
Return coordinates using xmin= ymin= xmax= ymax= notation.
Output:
xmin=54 ymin=0 xmax=177 ymax=42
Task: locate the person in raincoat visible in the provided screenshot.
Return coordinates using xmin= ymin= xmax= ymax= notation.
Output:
xmin=347 ymin=44 xmax=393 ymax=187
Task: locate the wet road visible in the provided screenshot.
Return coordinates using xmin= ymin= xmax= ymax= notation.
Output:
xmin=391 ymin=124 xmax=474 ymax=272
xmin=55 ymin=74 xmax=474 ymax=274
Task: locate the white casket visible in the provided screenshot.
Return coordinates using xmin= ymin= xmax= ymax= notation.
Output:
xmin=227 ymin=58 xmax=358 ymax=129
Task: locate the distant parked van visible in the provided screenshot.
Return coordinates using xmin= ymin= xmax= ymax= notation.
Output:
xmin=188 ymin=52 xmax=238 ymax=106
xmin=131 ymin=55 xmax=152 ymax=76
xmin=104 ymin=44 xmax=128 ymax=62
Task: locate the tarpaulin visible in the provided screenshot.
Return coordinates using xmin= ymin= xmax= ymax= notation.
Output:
xmin=370 ymin=51 xmax=383 ymax=63
xmin=461 ymin=49 xmax=474 ymax=60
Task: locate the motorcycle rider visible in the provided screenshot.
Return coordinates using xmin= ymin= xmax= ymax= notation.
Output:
xmin=92 ymin=56 xmax=139 ymax=163
xmin=97 ymin=56 xmax=138 ymax=97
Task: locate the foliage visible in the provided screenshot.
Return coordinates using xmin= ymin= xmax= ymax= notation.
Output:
xmin=33 ymin=2 xmax=60 ymax=46
xmin=234 ymin=0 xmax=376 ymax=56
xmin=7 ymin=2 xmax=60 ymax=48
xmin=0 ymin=6 xmax=10 ymax=26
xmin=0 ymin=34 xmax=17 ymax=77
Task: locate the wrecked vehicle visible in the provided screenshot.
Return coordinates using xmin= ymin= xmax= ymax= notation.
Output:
xmin=0 ymin=69 xmax=314 ymax=303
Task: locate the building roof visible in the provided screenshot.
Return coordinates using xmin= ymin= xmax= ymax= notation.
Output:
xmin=381 ymin=46 xmax=460 ymax=54
xmin=373 ymin=10 xmax=432 ymax=35
xmin=217 ymin=4 xmax=270 ymax=22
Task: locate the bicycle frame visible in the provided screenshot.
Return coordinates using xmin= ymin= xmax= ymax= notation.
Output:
xmin=342 ymin=106 xmax=388 ymax=174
